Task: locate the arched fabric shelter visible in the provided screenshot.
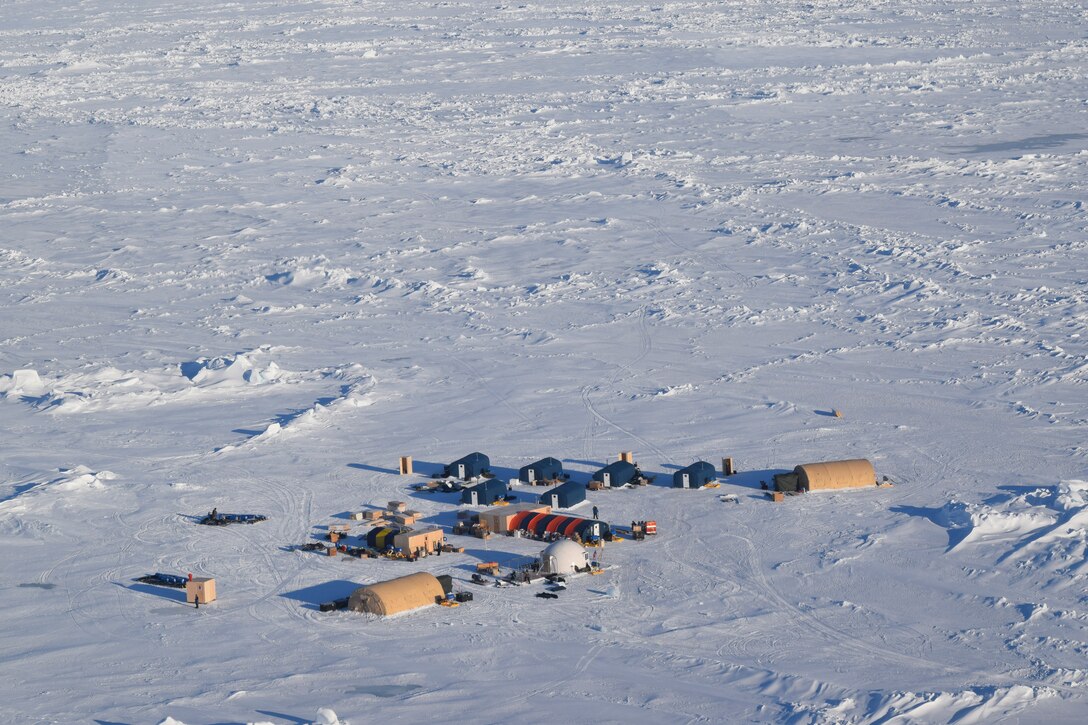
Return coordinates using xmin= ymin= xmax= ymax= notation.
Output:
xmin=795 ymin=459 xmax=876 ymax=491
xmin=519 ymin=457 xmax=563 ymax=483
xmin=348 ymin=572 xmax=445 ymax=616
xmin=673 ymin=461 xmax=715 ymax=488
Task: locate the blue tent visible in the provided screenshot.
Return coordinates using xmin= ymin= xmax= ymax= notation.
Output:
xmin=540 ymin=480 xmax=585 ymax=509
xmin=446 ymin=452 xmax=490 ymax=480
xmin=592 ymin=460 xmax=637 ymax=487
xmin=461 ymin=478 xmax=507 ymax=506
xmin=673 ymin=461 xmax=716 ymax=488
xmin=519 ymin=457 xmax=563 ymax=483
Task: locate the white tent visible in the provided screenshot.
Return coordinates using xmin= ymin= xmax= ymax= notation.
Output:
xmin=539 ymin=539 xmax=589 ymax=575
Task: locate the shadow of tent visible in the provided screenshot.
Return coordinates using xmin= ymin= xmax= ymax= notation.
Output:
xmin=347 ymin=462 xmax=399 ymax=475
xmin=720 ymin=469 xmax=791 ymax=491
xmin=419 ymin=510 xmax=460 ymax=528
xmin=562 ymin=458 xmax=605 ymax=469
xmin=280 ymin=580 xmax=362 ymax=610
xmin=410 ymin=460 xmax=447 ymax=476
xmin=123 ymin=581 xmax=188 ymax=604
xmin=640 ymin=470 xmax=674 ymax=488
xmin=483 ymin=464 xmax=519 ymax=482
xmin=458 ymin=547 xmax=535 ymax=569
xmin=406 ymin=488 xmax=462 ymax=506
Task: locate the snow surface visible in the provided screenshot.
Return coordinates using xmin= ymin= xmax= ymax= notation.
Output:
xmin=1 ymin=0 xmax=1087 ymax=722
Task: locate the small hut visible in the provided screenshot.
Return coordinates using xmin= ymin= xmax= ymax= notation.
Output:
xmin=518 ymin=457 xmax=563 ymax=484
xmin=592 ymin=460 xmax=637 ymax=487
xmin=673 ymin=461 xmax=716 ymax=488
xmin=445 ymin=452 xmax=491 ymax=480
xmin=541 ymin=480 xmax=586 ymax=509
xmin=348 ymin=572 xmax=445 ymax=616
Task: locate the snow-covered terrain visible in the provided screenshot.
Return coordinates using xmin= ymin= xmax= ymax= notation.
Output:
xmin=2 ymin=0 xmax=1086 ymax=722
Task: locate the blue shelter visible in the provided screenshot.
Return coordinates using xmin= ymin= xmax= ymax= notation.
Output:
xmin=446 ymin=452 xmax=491 ymax=480
xmin=461 ymin=478 xmax=507 ymax=506
xmin=540 ymin=480 xmax=585 ymax=509
xmin=592 ymin=460 xmax=637 ymax=487
xmin=673 ymin=461 xmax=716 ymax=488
xmin=519 ymin=457 xmax=563 ymax=484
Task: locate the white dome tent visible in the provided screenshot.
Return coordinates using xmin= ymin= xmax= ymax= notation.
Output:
xmin=539 ymin=539 xmax=589 ymax=575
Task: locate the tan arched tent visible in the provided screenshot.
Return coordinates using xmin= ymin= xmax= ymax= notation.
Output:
xmin=795 ymin=459 xmax=876 ymax=491
xmin=348 ymin=572 xmax=445 ymax=616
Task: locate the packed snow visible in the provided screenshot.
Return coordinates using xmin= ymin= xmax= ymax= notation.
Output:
xmin=1 ymin=0 xmax=1086 ymax=722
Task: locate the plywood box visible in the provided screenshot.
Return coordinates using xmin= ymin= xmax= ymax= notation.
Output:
xmin=349 ymin=512 xmax=365 ymax=521
xmin=185 ymin=577 xmax=216 ymax=604
xmin=387 ymin=501 xmax=407 ymax=513
xmin=364 ymin=510 xmax=382 ymax=520
xmin=391 ymin=513 xmax=418 ymax=527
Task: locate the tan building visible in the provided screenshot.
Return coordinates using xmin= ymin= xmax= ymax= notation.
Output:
xmin=348 ymin=572 xmax=445 ymax=616
xmin=394 ymin=526 xmax=445 ymax=555
xmin=478 ymin=503 xmax=551 ymax=535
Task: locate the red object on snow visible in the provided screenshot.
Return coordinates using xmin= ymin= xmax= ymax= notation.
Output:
xmin=188 ymin=572 xmax=193 ymax=581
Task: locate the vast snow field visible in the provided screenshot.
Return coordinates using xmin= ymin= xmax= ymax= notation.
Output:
xmin=2 ymin=0 xmax=1087 ymax=722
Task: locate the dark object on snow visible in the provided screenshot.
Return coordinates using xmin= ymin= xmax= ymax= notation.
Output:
xmin=772 ymin=472 xmax=802 ymax=493
xmin=299 ymin=542 xmax=327 ymax=552
xmin=199 ymin=511 xmax=267 ymax=526
xmin=470 ymin=573 xmax=488 ymax=585
xmin=540 ymin=480 xmax=587 ymax=509
xmin=436 ymin=574 xmax=453 ymax=595
xmin=455 ymin=591 xmax=473 ymax=603
xmin=136 ymin=572 xmax=188 ymax=589
xmin=592 ymin=461 xmax=637 ymax=487
xmin=519 ymin=457 xmax=563 ymax=484
xmin=673 ymin=461 xmax=716 ymax=488
xmin=535 ymin=591 xmax=559 ymax=599
xmin=319 ymin=597 xmax=350 ymax=612
xmin=445 ymin=452 xmax=491 ymax=480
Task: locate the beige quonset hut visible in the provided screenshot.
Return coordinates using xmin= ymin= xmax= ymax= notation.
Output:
xmin=348 ymin=572 xmax=445 ymax=616
xmin=797 ymin=458 xmax=876 ymax=491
